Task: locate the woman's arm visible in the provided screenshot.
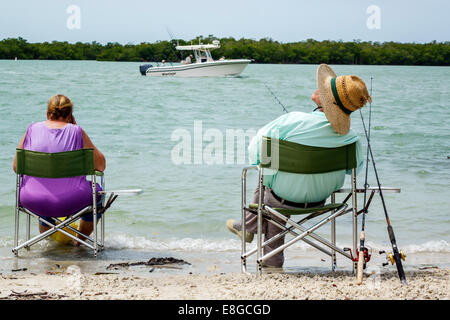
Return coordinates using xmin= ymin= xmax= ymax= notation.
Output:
xmin=12 ymin=133 xmax=26 ymax=173
xmin=81 ymin=129 xmax=106 ymax=172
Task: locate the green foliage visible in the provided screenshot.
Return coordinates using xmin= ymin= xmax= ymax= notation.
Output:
xmin=0 ymin=37 xmax=448 ymax=66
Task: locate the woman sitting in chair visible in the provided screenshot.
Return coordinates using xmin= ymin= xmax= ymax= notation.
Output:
xmin=12 ymin=94 xmax=106 ymax=245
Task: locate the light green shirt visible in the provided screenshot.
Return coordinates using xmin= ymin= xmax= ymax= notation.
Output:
xmin=248 ymin=111 xmax=363 ymax=203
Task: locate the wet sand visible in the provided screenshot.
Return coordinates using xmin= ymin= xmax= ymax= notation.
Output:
xmin=0 ymin=268 xmax=448 ymax=300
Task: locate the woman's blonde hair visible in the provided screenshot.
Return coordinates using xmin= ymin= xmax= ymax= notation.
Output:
xmin=47 ymin=94 xmax=73 ymax=120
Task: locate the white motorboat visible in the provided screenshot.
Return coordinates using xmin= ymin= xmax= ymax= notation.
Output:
xmin=139 ymin=40 xmax=251 ymax=77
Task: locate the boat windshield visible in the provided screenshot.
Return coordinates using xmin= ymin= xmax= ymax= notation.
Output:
xmin=193 ymin=49 xmax=213 ymax=63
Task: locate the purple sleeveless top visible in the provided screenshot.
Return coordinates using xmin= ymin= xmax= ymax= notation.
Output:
xmin=19 ymin=121 xmax=99 ymax=217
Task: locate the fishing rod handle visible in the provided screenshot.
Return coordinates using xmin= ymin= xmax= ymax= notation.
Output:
xmin=356 ymin=231 xmax=365 ymax=285
xmin=394 ymin=250 xmax=407 ymax=285
xmin=387 ymin=226 xmax=407 ymax=284
xmin=356 ymin=252 xmax=365 ymax=285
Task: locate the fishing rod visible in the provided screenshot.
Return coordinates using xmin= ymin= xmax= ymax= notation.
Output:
xmin=264 ymin=83 xmax=322 ymax=114
xmin=357 ymin=79 xmax=407 ymax=285
xmin=166 ymin=26 xmax=183 ymax=61
xmin=356 ymin=78 xmax=373 ymax=285
xmin=264 ymin=83 xmax=289 ymax=113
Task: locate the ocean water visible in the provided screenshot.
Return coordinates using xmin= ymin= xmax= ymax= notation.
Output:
xmin=0 ymin=60 xmax=448 ymax=275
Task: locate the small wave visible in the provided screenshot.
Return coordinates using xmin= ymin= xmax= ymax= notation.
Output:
xmin=106 ymin=234 xmax=243 ymax=252
xmin=365 ymin=240 xmax=450 ymax=254
xmin=106 ymin=235 xmax=450 ymax=254
xmin=0 ymin=237 xmax=51 ymax=249
xmin=0 ymin=238 xmax=13 ymax=247
xmin=1 ymin=235 xmax=449 ymax=254
xmin=404 ymin=240 xmax=450 ymax=253
xmin=0 ymin=71 xmax=19 ymax=75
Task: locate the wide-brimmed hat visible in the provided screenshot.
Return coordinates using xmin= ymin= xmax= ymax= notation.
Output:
xmin=317 ymin=64 xmax=372 ymax=135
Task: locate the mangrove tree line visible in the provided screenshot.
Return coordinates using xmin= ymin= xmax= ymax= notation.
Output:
xmin=0 ymin=36 xmax=448 ymax=65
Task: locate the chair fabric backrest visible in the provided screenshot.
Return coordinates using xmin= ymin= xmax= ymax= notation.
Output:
xmin=260 ymin=136 xmax=357 ymax=174
xmin=15 ymin=148 xmax=95 ymax=178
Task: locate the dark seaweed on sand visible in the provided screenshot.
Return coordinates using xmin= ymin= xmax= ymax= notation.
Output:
xmin=106 ymin=257 xmax=191 ymax=270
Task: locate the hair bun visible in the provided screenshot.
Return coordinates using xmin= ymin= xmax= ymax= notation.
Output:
xmin=56 ymin=102 xmax=73 ymax=109
xmin=47 ymin=94 xmax=73 ymax=120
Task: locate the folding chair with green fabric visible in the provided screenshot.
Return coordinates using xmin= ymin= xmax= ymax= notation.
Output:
xmin=13 ymin=148 xmax=142 ymax=257
xmin=240 ymin=136 xmax=400 ymax=276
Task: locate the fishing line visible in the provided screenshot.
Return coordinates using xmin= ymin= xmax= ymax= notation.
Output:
xmin=166 ymin=26 xmax=183 ymax=61
xmin=361 ymin=78 xmax=372 ymax=234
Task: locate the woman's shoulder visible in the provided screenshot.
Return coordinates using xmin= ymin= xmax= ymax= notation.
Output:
xmin=64 ymin=123 xmax=83 ymax=132
xmin=64 ymin=124 xmax=84 ymax=141
xmin=26 ymin=121 xmax=44 ymax=132
xmin=28 ymin=121 xmax=44 ymax=128
xmin=73 ymin=123 xmax=84 ymax=135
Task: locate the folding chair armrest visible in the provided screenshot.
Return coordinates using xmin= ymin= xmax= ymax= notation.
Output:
xmin=242 ymin=165 xmax=258 ymax=175
xmin=97 ymin=189 xmax=143 ymax=195
xmin=242 ymin=165 xmax=258 ymax=181
xmin=334 ymin=187 xmax=401 ymax=193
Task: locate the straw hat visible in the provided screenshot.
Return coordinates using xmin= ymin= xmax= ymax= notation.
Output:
xmin=317 ymin=64 xmax=372 ymax=135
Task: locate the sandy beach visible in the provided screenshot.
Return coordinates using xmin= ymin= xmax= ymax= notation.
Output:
xmin=1 ymin=268 xmax=448 ymax=300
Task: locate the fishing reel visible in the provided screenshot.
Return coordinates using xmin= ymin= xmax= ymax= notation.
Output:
xmin=344 ymin=247 xmax=372 ymax=268
xmin=379 ymin=250 xmax=406 ymax=266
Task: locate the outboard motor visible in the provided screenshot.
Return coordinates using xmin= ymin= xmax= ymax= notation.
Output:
xmin=139 ymin=64 xmax=152 ymax=76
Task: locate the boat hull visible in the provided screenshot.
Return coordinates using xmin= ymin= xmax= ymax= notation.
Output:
xmin=143 ymin=60 xmax=250 ymax=77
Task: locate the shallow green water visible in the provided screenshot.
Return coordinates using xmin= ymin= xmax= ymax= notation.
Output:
xmin=0 ymin=60 xmax=448 ymax=273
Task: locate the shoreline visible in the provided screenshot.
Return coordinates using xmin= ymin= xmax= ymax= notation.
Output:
xmin=1 ymin=268 xmax=448 ymax=300
xmin=2 ymin=59 xmax=449 ymax=68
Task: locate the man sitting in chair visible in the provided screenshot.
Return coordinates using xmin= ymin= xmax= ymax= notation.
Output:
xmin=226 ymin=64 xmax=370 ymax=268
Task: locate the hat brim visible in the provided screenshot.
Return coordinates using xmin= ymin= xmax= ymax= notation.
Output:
xmin=317 ymin=64 xmax=350 ymax=135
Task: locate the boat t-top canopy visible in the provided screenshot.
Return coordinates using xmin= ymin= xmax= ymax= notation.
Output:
xmin=175 ymin=40 xmax=221 ymax=63
xmin=175 ymin=40 xmax=220 ymax=51
xmin=175 ymin=43 xmax=220 ymax=51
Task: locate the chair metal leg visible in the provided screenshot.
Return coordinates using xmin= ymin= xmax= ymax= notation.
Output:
xmin=100 ymin=176 xmax=105 ymax=251
xmin=331 ymin=193 xmax=337 ymax=271
xmin=25 ymin=215 xmax=31 ymax=251
xmin=13 ymin=175 xmax=20 ymax=256
xmin=101 ymin=213 xmax=105 ymax=251
xmin=92 ymin=175 xmax=98 ymax=257
xmin=241 ymin=168 xmax=247 ymax=273
xmin=256 ymin=168 xmax=264 ymax=276
xmin=351 ymin=169 xmax=358 ymax=274
xmin=13 ymin=208 xmax=19 ymax=256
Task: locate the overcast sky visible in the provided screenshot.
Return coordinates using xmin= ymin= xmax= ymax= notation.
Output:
xmin=0 ymin=0 xmax=448 ymax=44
